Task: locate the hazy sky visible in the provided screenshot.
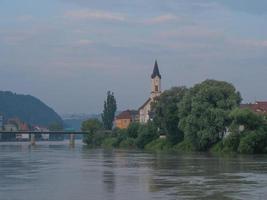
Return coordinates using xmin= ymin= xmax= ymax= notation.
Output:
xmin=0 ymin=0 xmax=267 ymax=114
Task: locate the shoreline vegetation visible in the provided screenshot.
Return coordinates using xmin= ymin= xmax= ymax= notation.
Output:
xmin=82 ymin=80 xmax=267 ymax=154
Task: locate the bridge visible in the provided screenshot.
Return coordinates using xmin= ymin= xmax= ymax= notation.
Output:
xmin=0 ymin=131 xmax=87 ymax=146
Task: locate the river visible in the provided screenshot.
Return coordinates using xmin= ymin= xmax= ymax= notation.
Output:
xmin=0 ymin=141 xmax=267 ymax=200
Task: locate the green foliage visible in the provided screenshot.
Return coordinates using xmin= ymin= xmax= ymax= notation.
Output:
xmin=136 ymin=122 xmax=159 ymax=149
xmin=229 ymin=108 xmax=265 ymax=131
xmin=119 ymin=138 xmax=136 ymax=149
xmin=81 ymin=79 xmax=267 ymax=155
xmin=238 ymin=131 xmax=267 ymax=154
xmin=101 ymin=91 xmax=117 ymax=130
xmin=82 ymin=119 xmax=104 ymax=146
xmin=223 ymin=132 xmax=240 ymax=152
xmin=173 ymin=140 xmax=195 ymax=152
xmin=210 ymin=141 xmax=224 ymax=153
xmin=152 ymin=87 xmax=187 ymax=144
xmin=126 ymin=122 xmax=140 ymax=138
xmin=0 ymin=91 xmax=62 ymax=127
xmin=81 ymin=119 xmax=103 ymax=134
xmin=83 ymin=131 xmax=107 ymax=148
xmin=145 ymin=138 xmax=172 ymax=151
xmin=178 ymin=79 xmax=242 ymax=151
xmin=102 ymin=137 xmax=118 ymax=148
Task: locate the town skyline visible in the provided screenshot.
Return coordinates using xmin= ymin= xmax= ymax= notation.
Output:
xmin=0 ymin=0 xmax=267 ymax=114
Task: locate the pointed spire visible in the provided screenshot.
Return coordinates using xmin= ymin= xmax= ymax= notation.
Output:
xmin=151 ymin=60 xmax=161 ymax=79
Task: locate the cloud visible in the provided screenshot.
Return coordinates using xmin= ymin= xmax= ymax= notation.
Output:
xmin=143 ymin=14 xmax=181 ymax=25
xmin=65 ymin=10 xmax=126 ymax=21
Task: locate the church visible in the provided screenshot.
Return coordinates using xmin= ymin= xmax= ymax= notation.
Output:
xmin=138 ymin=60 xmax=162 ymax=123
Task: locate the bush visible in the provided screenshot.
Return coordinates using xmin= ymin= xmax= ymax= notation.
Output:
xmin=119 ymin=138 xmax=136 ymax=149
xmin=173 ymin=140 xmax=195 ymax=152
xmin=210 ymin=141 xmax=224 ymax=153
xmin=238 ymin=131 xmax=267 ymax=154
xmin=223 ymin=132 xmax=240 ymax=152
xmin=145 ymin=138 xmax=172 ymax=151
xmin=83 ymin=131 xmax=107 ymax=148
xmin=102 ymin=137 xmax=117 ymax=148
xmin=135 ymin=123 xmax=159 ymax=149
xmin=127 ymin=123 xmax=140 ymax=138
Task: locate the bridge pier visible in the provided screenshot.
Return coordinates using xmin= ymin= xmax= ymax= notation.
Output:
xmin=30 ymin=134 xmax=36 ymax=145
xmin=69 ymin=133 xmax=75 ymax=147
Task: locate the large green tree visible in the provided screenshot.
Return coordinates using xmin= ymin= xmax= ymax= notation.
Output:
xmin=101 ymin=91 xmax=117 ymax=130
xmin=81 ymin=119 xmax=103 ymax=134
xmin=82 ymin=119 xmax=103 ymax=146
xmin=152 ymin=86 xmax=188 ymax=144
xmin=179 ymin=79 xmax=242 ymax=151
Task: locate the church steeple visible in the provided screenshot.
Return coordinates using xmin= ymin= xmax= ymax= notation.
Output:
xmin=151 ymin=60 xmax=161 ymax=79
xmin=151 ymin=60 xmax=162 ymax=99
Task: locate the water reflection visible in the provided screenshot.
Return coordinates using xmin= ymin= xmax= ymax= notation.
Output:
xmin=0 ymin=142 xmax=267 ymax=200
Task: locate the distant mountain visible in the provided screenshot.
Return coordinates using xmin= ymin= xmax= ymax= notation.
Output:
xmin=0 ymin=91 xmax=62 ymax=127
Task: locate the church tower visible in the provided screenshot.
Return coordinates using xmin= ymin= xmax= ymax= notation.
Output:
xmin=150 ymin=60 xmax=162 ymax=99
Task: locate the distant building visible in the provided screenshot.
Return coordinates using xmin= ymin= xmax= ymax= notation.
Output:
xmin=138 ymin=60 xmax=162 ymax=123
xmin=115 ymin=110 xmax=138 ymax=129
xmin=240 ymin=101 xmax=267 ymax=114
xmin=6 ymin=118 xmax=30 ymax=140
xmin=4 ymin=123 xmax=18 ymax=131
xmin=34 ymin=126 xmax=49 ymax=140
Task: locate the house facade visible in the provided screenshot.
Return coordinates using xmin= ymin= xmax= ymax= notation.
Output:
xmin=115 ymin=110 xmax=138 ymax=129
xmin=138 ymin=60 xmax=162 ymax=123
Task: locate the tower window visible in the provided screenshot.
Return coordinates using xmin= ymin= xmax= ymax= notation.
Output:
xmin=155 ymin=85 xmax=159 ymax=92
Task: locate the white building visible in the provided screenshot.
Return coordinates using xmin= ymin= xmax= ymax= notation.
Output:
xmin=138 ymin=60 xmax=162 ymax=123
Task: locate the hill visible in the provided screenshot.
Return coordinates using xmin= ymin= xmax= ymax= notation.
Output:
xmin=0 ymin=91 xmax=62 ymax=127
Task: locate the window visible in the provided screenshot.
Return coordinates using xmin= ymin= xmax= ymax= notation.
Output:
xmin=155 ymin=85 xmax=158 ymax=92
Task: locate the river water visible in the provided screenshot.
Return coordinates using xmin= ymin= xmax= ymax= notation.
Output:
xmin=0 ymin=141 xmax=267 ymax=200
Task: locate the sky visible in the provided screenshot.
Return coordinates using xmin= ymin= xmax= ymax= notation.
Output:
xmin=0 ymin=0 xmax=267 ymax=115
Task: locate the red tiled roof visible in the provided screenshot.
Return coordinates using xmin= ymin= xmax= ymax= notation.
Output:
xmin=240 ymin=101 xmax=267 ymax=114
xmin=116 ymin=110 xmax=133 ymax=120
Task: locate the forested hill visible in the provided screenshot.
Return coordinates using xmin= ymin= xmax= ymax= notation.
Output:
xmin=0 ymin=91 xmax=62 ymax=127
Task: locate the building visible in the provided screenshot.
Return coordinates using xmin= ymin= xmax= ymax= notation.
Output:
xmin=138 ymin=60 xmax=162 ymax=123
xmin=115 ymin=110 xmax=138 ymax=129
xmin=6 ymin=118 xmax=30 ymax=140
xmin=240 ymin=101 xmax=267 ymax=114
xmin=34 ymin=126 xmax=50 ymax=140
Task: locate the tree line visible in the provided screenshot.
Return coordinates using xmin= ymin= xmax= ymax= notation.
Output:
xmin=81 ymin=80 xmax=267 ymax=154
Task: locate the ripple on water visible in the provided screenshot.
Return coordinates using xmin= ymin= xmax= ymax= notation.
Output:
xmin=0 ymin=142 xmax=267 ymax=200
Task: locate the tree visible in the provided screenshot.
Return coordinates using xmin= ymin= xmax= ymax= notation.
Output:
xmin=238 ymin=130 xmax=267 ymax=154
xmin=127 ymin=122 xmax=140 ymax=138
xmin=152 ymin=87 xmax=188 ymax=144
xmin=101 ymin=91 xmax=117 ymax=130
xmin=81 ymin=119 xmax=103 ymax=146
xmin=136 ymin=122 xmax=159 ymax=149
xmin=229 ymin=108 xmax=265 ymax=131
xmin=81 ymin=119 xmax=103 ymax=134
xmin=178 ymin=79 xmax=242 ymax=151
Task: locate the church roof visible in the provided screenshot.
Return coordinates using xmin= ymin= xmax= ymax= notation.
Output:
xmin=138 ymin=98 xmax=151 ymax=111
xmin=151 ymin=60 xmax=161 ymax=79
